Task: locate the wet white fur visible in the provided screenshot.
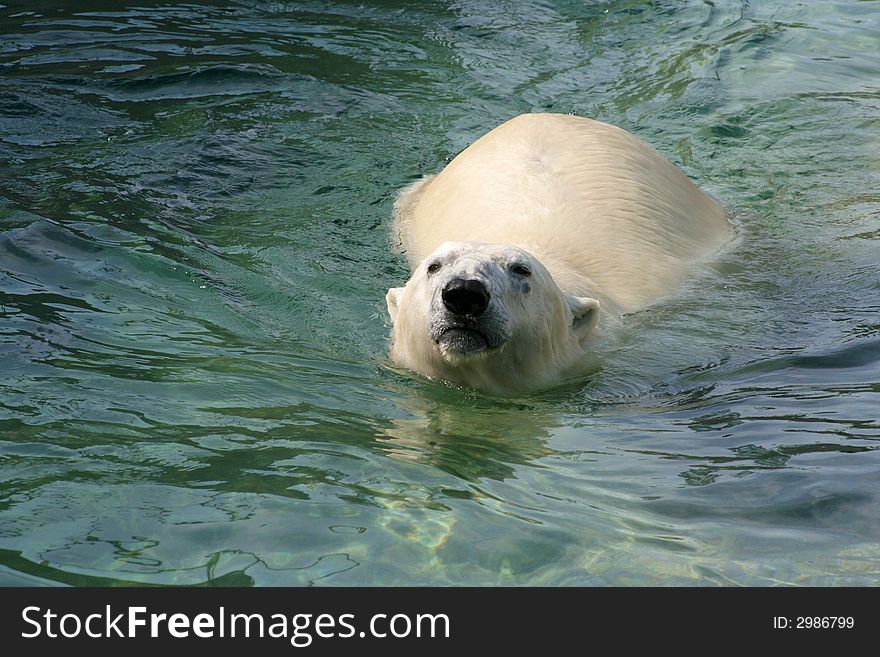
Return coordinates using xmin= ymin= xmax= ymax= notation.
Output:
xmin=387 ymin=113 xmax=729 ymax=392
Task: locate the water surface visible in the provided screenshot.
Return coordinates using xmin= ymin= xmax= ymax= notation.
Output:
xmin=1 ymin=0 xmax=879 ymax=585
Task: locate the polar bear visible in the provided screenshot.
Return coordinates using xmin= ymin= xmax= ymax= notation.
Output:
xmin=386 ymin=113 xmax=729 ymax=393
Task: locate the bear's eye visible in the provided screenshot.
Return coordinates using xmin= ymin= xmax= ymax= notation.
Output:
xmin=511 ymin=264 xmax=532 ymax=277
xmin=427 ymin=261 xmax=442 ymax=275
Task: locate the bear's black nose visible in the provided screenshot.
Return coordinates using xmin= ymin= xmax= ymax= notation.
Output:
xmin=442 ymin=278 xmax=490 ymax=317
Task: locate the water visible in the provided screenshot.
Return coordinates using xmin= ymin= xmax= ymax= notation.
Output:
xmin=0 ymin=0 xmax=878 ymax=586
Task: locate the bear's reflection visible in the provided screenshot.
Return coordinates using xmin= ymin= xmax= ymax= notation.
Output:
xmin=377 ymin=382 xmax=565 ymax=482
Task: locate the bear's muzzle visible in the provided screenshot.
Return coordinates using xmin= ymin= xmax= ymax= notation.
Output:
xmin=441 ymin=277 xmax=490 ymax=317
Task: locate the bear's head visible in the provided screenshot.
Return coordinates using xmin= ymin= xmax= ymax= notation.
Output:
xmin=386 ymin=241 xmax=600 ymax=393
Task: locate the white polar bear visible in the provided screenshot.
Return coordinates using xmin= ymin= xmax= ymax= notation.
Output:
xmin=386 ymin=113 xmax=729 ymax=393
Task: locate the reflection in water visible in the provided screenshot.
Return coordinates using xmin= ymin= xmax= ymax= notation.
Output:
xmin=380 ymin=385 xmax=558 ymax=480
xmin=0 ymin=0 xmax=879 ymax=585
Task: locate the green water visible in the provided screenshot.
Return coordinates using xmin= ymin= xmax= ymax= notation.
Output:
xmin=1 ymin=0 xmax=878 ymax=586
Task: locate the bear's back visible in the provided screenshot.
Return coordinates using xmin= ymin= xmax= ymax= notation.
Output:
xmin=395 ymin=113 xmax=729 ymax=313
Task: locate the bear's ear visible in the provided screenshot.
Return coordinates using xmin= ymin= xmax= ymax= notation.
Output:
xmin=386 ymin=287 xmax=404 ymax=324
xmin=567 ymin=296 xmax=600 ymax=344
